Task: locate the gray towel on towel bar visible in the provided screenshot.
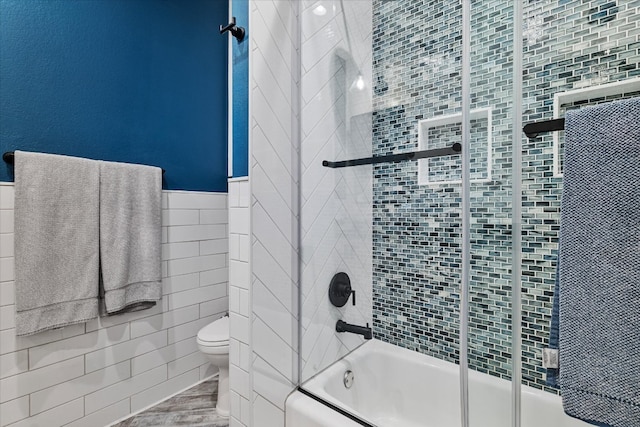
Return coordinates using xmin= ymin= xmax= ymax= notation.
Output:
xmin=14 ymin=151 xmax=100 ymax=336
xmin=99 ymin=161 xmax=162 ymax=314
xmin=559 ymin=97 xmax=640 ymax=427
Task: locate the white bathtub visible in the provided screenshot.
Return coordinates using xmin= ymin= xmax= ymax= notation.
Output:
xmin=286 ymin=339 xmax=590 ymax=427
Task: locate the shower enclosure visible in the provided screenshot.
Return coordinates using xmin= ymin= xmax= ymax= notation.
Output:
xmin=295 ymin=0 xmax=640 ymax=426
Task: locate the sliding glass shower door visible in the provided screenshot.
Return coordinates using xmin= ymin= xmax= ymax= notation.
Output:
xmin=297 ymin=0 xmax=640 ymax=426
xmin=297 ymin=0 xmax=517 ymax=426
xmin=298 ymin=0 xmax=374 ymax=383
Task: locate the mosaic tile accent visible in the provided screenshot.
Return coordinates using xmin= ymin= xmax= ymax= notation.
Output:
xmin=371 ymin=0 xmax=640 ymax=394
xmin=421 ymin=118 xmax=490 ymax=183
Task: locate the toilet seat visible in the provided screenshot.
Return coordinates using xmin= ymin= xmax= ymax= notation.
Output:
xmin=197 ymin=316 xmax=229 ymax=348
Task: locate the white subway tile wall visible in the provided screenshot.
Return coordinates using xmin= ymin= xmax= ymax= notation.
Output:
xmin=227 ymin=178 xmax=251 ymax=427
xmin=0 ymin=183 xmax=228 ymax=427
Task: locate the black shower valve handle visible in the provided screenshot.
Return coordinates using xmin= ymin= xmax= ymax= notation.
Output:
xmin=339 ymin=284 xmax=355 ymax=305
xmin=329 ymin=272 xmax=355 ymax=308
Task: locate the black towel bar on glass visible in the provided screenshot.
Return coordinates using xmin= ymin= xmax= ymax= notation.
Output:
xmin=2 ymin=152 xmax=165 ymax=175
xmin=322 ymin=143 xmax=462 ymax=169
xmin=523 ymin=118 xmax=565 ymax=138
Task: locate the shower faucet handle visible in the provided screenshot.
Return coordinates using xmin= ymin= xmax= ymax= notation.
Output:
xmin=329 ymin=272 xmax=356 ymax=307
xmin=338 ymin=283 xmax=356 ymax=305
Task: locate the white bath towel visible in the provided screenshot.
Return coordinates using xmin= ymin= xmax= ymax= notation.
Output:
xmin=99 ymin=160 xmax=162 ymax=314
xmin=14 ymin=151 xmax=100 ymax=336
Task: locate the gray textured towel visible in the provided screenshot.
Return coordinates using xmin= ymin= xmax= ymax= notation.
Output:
xmin=99 ymin=161 xmax=162 ymax=314
xmin=14 ymin=151 xmax=100 ymax=336
xmin=559 ymin=97 xmax=640 ymax=427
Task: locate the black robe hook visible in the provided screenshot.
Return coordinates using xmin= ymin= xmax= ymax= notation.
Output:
xmin=220 ymin=17 xmax=245 ymax=42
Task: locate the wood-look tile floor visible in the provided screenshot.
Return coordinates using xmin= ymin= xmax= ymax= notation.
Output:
xmin=112 ymin=379 xmax=229 ymax=427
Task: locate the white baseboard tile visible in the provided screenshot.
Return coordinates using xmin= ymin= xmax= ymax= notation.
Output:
xmin=129 ymin=368 xmax=202 ymax=414
xmin=199 ymin=362 xmax=218 ymax=380
xmin=64 ymin=399 xmax=130 ymax=427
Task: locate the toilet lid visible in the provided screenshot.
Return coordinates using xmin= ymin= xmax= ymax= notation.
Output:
xmin=198 ymin=316 xmax=229 ymax=344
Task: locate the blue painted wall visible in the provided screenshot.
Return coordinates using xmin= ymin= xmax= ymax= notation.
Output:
xmin=231 ymin=0 xmax=249 ymax=177
xmin=0 ymin=0 xmax=228 ymax=192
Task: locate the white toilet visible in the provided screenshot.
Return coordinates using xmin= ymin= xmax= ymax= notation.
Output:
xmin=197 ymin=316 xmax=229 ymax=417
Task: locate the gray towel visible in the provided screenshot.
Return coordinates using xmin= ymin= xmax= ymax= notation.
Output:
xmin=14 ymin=151 xmax=100 ymax=336
xmin=99 ymin=161 xmax=162 ymax=314
xmin=559 ymin=97 xmax=640 ymax=427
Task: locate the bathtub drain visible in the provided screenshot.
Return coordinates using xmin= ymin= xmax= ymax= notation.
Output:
xmin=343 ymin=370 xmax=354 ymax=388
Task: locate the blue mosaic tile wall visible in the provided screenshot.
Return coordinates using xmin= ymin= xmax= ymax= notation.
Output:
xmin=371 ymin=0 xmax=640 ymax=393
xmin=422 ymin=119 xmax=490 ymax=183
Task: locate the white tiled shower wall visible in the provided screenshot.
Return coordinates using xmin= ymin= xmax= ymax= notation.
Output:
xmin=248 ymin=0 xmax=299 ymax=426
xmin=0 ymin=183 xmax=228 ymax=427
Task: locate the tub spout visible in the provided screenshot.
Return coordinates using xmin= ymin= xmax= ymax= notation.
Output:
xmin=336 ymin=320 xmax=372 ymax=340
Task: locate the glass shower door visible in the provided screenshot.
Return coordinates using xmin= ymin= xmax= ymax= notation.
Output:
xmin=297 ymin=0 xmax=519 ymax=426
xmin=298 ymin=0 xmax=471 ymax=425
xmin=466 ymin=1 xmax=518 ymax=426
xmin=298 ymin=0 xmax=374 ymax=384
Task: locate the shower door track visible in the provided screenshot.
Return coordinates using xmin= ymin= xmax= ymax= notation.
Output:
xmin=297 ymin=387 xmax=374 ymax=427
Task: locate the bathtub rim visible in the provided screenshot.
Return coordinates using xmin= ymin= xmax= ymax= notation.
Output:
xmin=296 ymin=338 xmax=575 ymax=427
xmin=300 ymin=339 xmax=458 ymax=425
